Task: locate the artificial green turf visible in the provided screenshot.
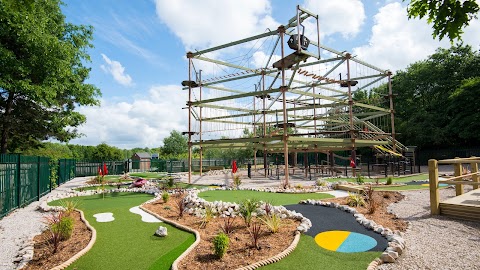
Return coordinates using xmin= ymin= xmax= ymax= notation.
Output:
xmin=199 ymin=190 xmax=334 ymax=205
xmin=329 ymin=173 xmax=429 ymax=184
xmin=73 ymin=185 xmax=119 ymax=191
xmin=50 ymin=193 xmax=195 ymax=270
xmin=129 ymin=172 xmax=167 ymax=179
xmin=260 ymin=234 xmax=381 ymax=270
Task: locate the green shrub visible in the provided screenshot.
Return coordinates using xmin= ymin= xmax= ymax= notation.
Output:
xmin=212 ymin=232 xmax=229 ymax=259
xmin=386 ymin=176 xmax=393 ymax=185
xmin=167 ymin=177 xmax=175 ymax=188
xmin=316 ymin=179 xmax=328 ymax=186
xmin=239 ymin=199 xmax=260 ymax=227
xmin=162 ymin=191 xmax=170 ymax=203
xmin=346 ymin=192 xmax=365 ymax=207
xmin=356 ymin=174 xmax=365 ymax=185
xmin=233 ymin=175 xmax=241 ymax=189
xmin=59 ymin=199 xmax=80 ymax=216
xmin=52 ymin=215 xmax=74 ymax=241
xmin=260 ymin=213 xmax=282 ymax=233
xmin=200 ymin=205 xmax=215 ymax=228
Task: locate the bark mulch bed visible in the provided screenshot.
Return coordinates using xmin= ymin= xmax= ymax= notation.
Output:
xmin=143 ymin=197 xmax=301 ymax=270
xmin=24 ymin=211 xmax=92 ymax=270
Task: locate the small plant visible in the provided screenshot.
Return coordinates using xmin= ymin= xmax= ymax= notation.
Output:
xmin=221 ymin=216 xmax=236 ymax=235
xmin=200 ymin=205 xmax=215 ymax=228
xmin=163 ymin=205 xmax=171 ymax=210
xmin=59 ymin=199 xmax=80 ymax=216
xmin=43 ymin=211 xmax=74 ymax=253
xmin=316 ymin=179 xmax=328 ymax=187
xmin=162 ymin=191 xmax=170 ymax=203
xmin=119 ymin=172 xmax=131 ymax=180
xmin=346 ymin=192 xmax=365 ymax=207
xmin=260 ymin=213 xmax=282 ymax=233
xmin=356 ymin=174 xmax=365 ymax=185
xmin=212 ymin=232 xmax=229 ymax=259
xmin=167 ymin=177 xmax=175 ymax=188
xmin=294 ymin=183 xmax=303 ymax=189
xmin=249 ymin=221 xmax=263 ymax=249
xmin=263 ymin=201 xmax=273 ymax=217
xmin=233 ymin=174 xmax=242 ymax=189
xmin=239 ymin=199 xmax=260 ymax=227
xmin=174 ymin=193 xmax=186 ymax=217
xmin=363 ymin=186 xmax=377 ymax=214
xmin=386 ymin=176 xmax=393 ymax=185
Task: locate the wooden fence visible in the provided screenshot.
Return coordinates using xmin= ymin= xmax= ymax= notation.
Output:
xmin=429 ymin=157 xmax=480 ymax=216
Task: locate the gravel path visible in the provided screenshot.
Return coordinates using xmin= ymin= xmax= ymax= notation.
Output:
xmin=378 ymin=187 xmax=480 ymax=270
xmin=0 ymin=177 xmax=90 ymax=270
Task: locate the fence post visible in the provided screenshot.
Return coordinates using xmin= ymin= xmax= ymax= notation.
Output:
xmin=429 ymin=159 xmax=440 ymax=215
xmin=471 ymin=159 xmax=479 ymax=190
xmin=453 ymin=157 xmax=463 ymax=196
xmin=37 ymin=156 xmax=41 ymax=201
xmin=16 ymin=154 xmax=21 ymax=207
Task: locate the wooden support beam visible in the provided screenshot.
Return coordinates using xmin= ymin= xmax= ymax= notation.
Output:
xmin=429 ymin=159 xmax=440 ymax=215
xmin=471 ymin=160 xmax=479 ymax=190
xmin=453 ymin=157 xmax=463 ymax=196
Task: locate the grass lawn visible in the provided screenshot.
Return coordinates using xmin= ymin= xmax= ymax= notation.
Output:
xmin=129 ymin=172 xmax=167 ymax=179
xmin=73 ymin=185 xmax=119 ymax=191
xmin=260 ymin=234 xmax=381 ymax=270
xmin=50 ymin=193 xmax=195 ymax=270
xmin=199 ymin=190 xmax=334 ymax=205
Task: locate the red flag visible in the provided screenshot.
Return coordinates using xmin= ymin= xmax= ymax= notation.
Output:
xmin=232 ymin=160 xmax=238 ymax=174
xmin=98 ymin=166 xmax=102 ymax=176
xmin=103 ymin=163 xmax=108 ymax=175
xmin=350 ymin=158 xmax=356 ymax=168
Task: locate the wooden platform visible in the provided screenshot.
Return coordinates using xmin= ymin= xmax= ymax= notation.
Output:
xmin=439 ymin=189 xmax=480 ymax=222
xmin=336 ymin=184 xmax=364 ymax=194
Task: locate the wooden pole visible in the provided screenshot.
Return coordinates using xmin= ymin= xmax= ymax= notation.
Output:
xmin=428 ymin=159 xmax=440 ymax=215
xmin=388 ymin=72 xmax=396 ymax=153
xmin=453 ymin=157 xmax=463 ymax=196
xmin=346 ymin=54 xmax=356 ymax=177
xmin=199 ymin=70 xmax=203 ymax=175
xmin=279 ymin=25 xmax=289 ymax=188
xmin=187 ymin=52 xmax=193 ymax=184
xmin=471 ymin=159 xmax=479 ymax=190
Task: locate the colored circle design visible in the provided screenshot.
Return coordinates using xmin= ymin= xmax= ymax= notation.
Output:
xmin=421 ymin=183 xmax=448 ymax=187
xmin=314 ymin=230 xmax=377 ymax=253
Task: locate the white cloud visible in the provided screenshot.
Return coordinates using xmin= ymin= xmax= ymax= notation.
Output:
xmin=70 ymin=85 xmax=187 ymax=149
xmin=352 ymin=2 xmax=480 ymax=72
xmin=303 ymin=0 xmax=366 ymax=38
xmin=154 ymin=0 xmax=279 ymax=50
xmin=100 ymin=54 xmax=133 ymax=86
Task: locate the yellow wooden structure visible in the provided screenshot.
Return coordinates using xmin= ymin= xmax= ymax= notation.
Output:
xmin=429 ymin=157 xmax=480 ymax=222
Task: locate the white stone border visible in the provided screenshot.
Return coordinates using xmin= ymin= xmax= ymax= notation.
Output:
xmin=299 ymin=199 xmax=409 ymax=266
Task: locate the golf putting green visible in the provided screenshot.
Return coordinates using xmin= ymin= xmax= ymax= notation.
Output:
xmin=50 ymin=193 xmax=195 ymax=270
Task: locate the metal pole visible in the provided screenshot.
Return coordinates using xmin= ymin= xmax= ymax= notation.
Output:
xmin=199 ymin=70 xmax=203 ymax=175
xmin=279 ymin=25 xmax=290 ymax=188
xmin=253 ymin=85 xmax=257 ymax=171
xmin=187 ymin=52 xmax=193 ymax=183
xmin=262 ymin=71 xmax=267 ymax=178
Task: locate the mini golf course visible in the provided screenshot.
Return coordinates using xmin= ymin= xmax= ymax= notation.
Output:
xmin=200 ymin=190 xmax=384 ymax=270
xmin=50 ymin=193 xmax=195 ymax=270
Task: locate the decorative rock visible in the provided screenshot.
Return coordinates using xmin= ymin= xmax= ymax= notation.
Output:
xmin=380 ymin=253 xmax=396 ymax=263
xmin=155 ymin=226 xmax=168 ymax=237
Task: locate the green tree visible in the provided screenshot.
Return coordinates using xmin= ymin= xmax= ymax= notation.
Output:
xmin=0 ymin=0 xmax=100 ymax=153
xmin=91 ymin=143 xmax=123 ymax=161
xmin=22 ymin=142 xmax=73 ymax=160
xmin=392 ymin=45 xmax=480 ymax=147
xmin=406 ymin=0 xmax=479 ymax=42
xmin=161 ymin=130 xmax=188 ymax=157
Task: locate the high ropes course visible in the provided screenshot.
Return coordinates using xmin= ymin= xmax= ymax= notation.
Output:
xmin=182 ymin=5 xmax=410 ymax=186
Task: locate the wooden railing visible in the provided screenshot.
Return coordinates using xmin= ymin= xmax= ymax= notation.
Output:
xmin=428 ymin=157 xmax=480 ymax=215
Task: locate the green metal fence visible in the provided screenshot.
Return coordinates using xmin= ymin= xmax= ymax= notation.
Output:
xmin=75 ymin=160 xmax=125 ymax=177
xmin=0 ymin=154 xmax=52 ymax=218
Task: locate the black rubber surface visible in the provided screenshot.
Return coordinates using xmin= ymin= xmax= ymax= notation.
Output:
xmin=284 ymin=204 xmax=388 ymax=252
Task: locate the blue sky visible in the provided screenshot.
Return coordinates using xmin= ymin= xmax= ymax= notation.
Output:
xmin=62 ymin=0 xmax=480 ymax=149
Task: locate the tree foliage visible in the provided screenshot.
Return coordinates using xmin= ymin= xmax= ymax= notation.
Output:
xmin=392 ymin=44 xmax=480 ymax=148
xmin=406 ymin=0 xmax=479 ymax=42
xmin=0 ymin=0 xmax=100 ymax=153
xmin=161 ymin=130 xmax=188 ymax=158
xmin=91 ymin=143 xmax=123 ymax=161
